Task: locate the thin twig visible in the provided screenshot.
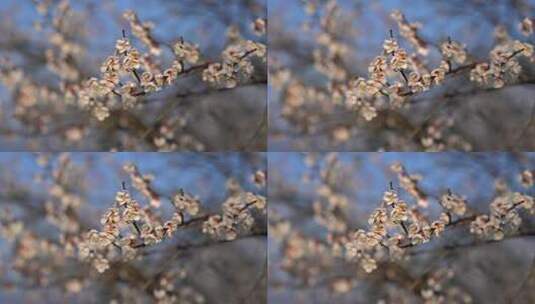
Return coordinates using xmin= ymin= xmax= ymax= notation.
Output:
xmin=132 ymin=69 xmax=141 ymax=83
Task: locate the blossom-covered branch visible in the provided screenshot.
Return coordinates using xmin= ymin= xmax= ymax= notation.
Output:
xmin=270 ymin=1 xmax=535 ymax=151
xmin=0 ymin=153 xmax=267 ymax=303
xmin=0 ymin=1 xmax=267 ymax=151
xmin=269 ymin=153 xmax=535 ymax=303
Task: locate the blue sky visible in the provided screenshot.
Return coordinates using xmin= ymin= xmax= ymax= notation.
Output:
xmin=0 ymin=152 xmax=266 ymax=213
xmin=0 ymin=0 xmax=263 ymax=62
xmin=5 ymin=152 xmax=531 ymax=218
xmin=269 ymin=152 xmax=535 ymax=213
xmin=268 ymin=0 xmax=534 ymax=60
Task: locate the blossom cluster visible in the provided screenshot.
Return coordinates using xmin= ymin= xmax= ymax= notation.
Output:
xmin=520 ymin=17 xmax=534 ymax=36
xmin=341 ymin=166 xmax=534 ymax=275
xmin=43 ymin=153 xmax=84 ymax=234
xmin=0 ymin=210 xmax=24 ymax=241
xmin=470 ymin=191 xmax=534 ymax=240
xmin=470 ymin=40 xmax=533 ymax=88
xmin=77 ymin=165 xmax=193 ymax=274
xmin=252 ymin=18 xmax=267 ymax=36
xmin=173 ymin=40 xmax=200 ymax=65
xmin=390 ymin=10 xmax=429 ymax=56
xmin=343 ymin=10 xmax=471 ymax=121
xmin=77 ymin=189 xmax=182 ymax=273
xmin=343 ymin=187 xmax=451 ymax=274
xmin=520 ymin=169 xmax=534 ymax=188
xmin=77 ymin=10 xmax=192 ymax=121
xmin=311 ymin=153 xmax=350 ymax=232
xmin=418 ymin=268 xmax=473 ymax=304
xmin=202 ymin=40 xmax=266 ymax=88
xmin=123 ymin=163 xmax=161 ymax=208
xmin=75 ymin=164 xmax=266 ymax=275
xmin=202 ymin=192 xmax=266 ymax=240
xmin=73 ymin=9 xmax=266 ymax=121
xmin=344 ymin=10 xmax=535 ymax=122
xmin=390 ymin=162 xmax=428 ymax=207
xmin=77 ymin=10 xmax=266 ymax=120
xmin=419 ymin=116 xmax=472 ymax=151
xmin=123 ymin=10 xmax=161 ymax=56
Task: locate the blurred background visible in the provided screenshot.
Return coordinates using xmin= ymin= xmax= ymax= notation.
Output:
xmin=0 ymin=152 xmax=267 ymax=303
xmin=0 ymin=0 xmax=267 ymax=151
xmin=269 ymin=0 xmax=535 ymax=151
xmin=268 ymin=152 xmax=535 ymax=303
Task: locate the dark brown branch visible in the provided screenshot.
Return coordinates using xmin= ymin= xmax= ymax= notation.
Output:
xmin=409 ymin=230 xmax=535 ymax=256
